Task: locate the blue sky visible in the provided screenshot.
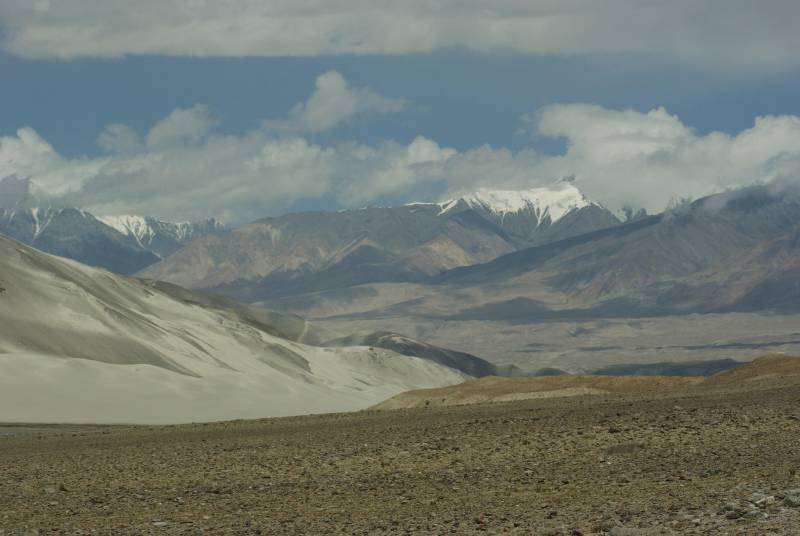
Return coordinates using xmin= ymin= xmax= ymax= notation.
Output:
xmin=2 ymin=1 xmax=800 ymax=223
xmin=5 ymin=51 xmax=800 ymax=158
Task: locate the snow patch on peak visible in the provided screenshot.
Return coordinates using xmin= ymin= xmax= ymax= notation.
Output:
xmin=440 ymin=182 xmax=597 ymax=224
xmin=436 ymin=198 xmax=461 ymax=215
xmin=30 ymin=207 xmax=59 ymax=240
xmin=99 ymin=215 xmax=157 ymax=247
xmin=98 ymin=214 xmax=225 ymax=251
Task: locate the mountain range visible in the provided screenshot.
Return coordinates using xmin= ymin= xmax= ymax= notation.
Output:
xmin=138 ymin=180 xmax=621 ymax=300
xmin=431 ymin=181 xmax=800 ymax=316
xmin=6 ymin=172 xmax=800 ymax=374
xmin=134 ymin=178 xmax=800 ymax=323
xmin=196 ymin=181 xmax=800 ymax=371
xmin=234 ymin=181 xmax=800 ymax=321
xmin=0 ymin=176 xmax=225 ymax=274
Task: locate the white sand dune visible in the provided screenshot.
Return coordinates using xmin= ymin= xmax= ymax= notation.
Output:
xmin=0 ymin=236 xmax=465 ymax=424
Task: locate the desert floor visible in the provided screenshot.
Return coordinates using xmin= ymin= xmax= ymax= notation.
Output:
xmin=2 ymin=378 xmax=800 ymax=535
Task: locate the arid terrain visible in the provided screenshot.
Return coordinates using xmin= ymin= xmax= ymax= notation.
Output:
xmin=2 ymin=356 xmax=800 ymax=535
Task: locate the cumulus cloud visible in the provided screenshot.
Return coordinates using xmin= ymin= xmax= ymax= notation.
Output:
xmin=263 ymin=71 xmax=408 ymax=134
xmin=1 ymin=1 xmax=798 ymax=71
xmin=4 ymin=90 xmax=800 ymax=222
xmin=0 ymin=127 xmax=106 ymax=196
xmin=525 ymin=104 xmax=800 ymax=212
xmin=97 ymin=124 xmax=141 ymax=154
xmin=64 ymin=133 xmax=336 ymax=223
xmin=145 ymin=105 xmax=218 ymax=149
xmin=333 ymin=137 xmax=457 ymax=204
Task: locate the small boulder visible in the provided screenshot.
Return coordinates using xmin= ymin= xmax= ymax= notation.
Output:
xmin=783 ymin=489 xmax=800 ymax=508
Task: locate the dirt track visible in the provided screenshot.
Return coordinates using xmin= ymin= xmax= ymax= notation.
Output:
xmin=2 ymin=381 xmax=800 ymax=535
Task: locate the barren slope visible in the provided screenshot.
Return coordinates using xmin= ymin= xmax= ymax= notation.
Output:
xmin=0 ymin=235 xmax=466 ymax=424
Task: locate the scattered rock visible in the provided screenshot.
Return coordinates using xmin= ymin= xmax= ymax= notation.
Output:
xmin=749 ymin=492 xmax=776 ymax=507
xmin=609 ymin=527 xmax=642 ymax=536
xmin=758 ymin=496 xmax=776 ymax=507
xmin=721 ymin=502 xmax=746 ymax=520
xmin=783 ymin=489 xmax=800 ymax=507
xmin=604 ymin=442 xmax=646 ymax=455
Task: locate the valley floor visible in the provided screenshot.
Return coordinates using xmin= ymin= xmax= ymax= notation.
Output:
xmin=2 ymin=381 xmax=800 ymax=535
xmin=317 ymin=312 xmax=800 ymax=372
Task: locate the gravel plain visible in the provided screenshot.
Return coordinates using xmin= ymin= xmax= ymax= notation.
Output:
xmin=2 ymin=372 xmax=800 ymax=535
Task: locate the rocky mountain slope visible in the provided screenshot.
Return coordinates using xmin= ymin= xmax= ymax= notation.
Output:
xmin=431 ymin=182 xmax=800 ymax=316
xmin=138 ymin=181 xmax=620 ymax=300
xmin=0 ymin=235 xmax=475 ymax=424
xmin=0 ymin=176 xmax=224 ymax=273
xmin=279 ymin=182 xmax=800 ymax=322
xmin=0 ymin=204 xmax=160 ymax=274
xmin=98 ymin=214 xmax=225 ymax=259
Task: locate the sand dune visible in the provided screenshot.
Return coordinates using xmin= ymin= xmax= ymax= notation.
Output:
xmin=0 ymin=236 xmax=465 ymax=424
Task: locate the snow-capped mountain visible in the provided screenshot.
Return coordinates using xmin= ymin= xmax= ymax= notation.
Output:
xmin=0 ymin=176 xmax=224 ymax=273
xmin=436 ymin=182 xmax=617 ymax=244
xmin=1 ymin=204 xmax=160 ymax=274
xmin=140 ymin=181 xmax=620 ymax=302
xmin=98 ymin=215 xmax=225 ymax=258
xmin=440 ymin=182 xmax=597 ymax=223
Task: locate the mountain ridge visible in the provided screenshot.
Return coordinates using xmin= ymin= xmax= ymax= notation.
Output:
xmin=139 ymin=181 xmax=620 ymax=298
xmin=0 ymin=176 xmax=225 ymax=272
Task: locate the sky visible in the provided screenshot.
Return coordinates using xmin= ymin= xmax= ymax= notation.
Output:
xmin=2 ymin=0 xmax=800 ymax=224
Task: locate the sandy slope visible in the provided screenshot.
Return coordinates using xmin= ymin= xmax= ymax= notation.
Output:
xmin=0 ymin=236 xmax=465 ymax=424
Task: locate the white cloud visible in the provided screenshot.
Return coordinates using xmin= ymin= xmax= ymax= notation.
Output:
xmin=1 ymin=1 xmax=798 ymax=71
xmin=97 ymin=123 xmax=141 ymax=154
xmin=145 ymin=105 xmax=217 ymax=149
xmin=263 ymin=71 xmax=407 ymax=134
xmin=333 ymin=136 xmax=457 ymax=204
xmin=61 ymin=132 xmax=337 ymax=223
xmin=0 ymin=127 xmax=105 ymax=196
xmin=4 ymin=92 xmax=800 ymax=222
xmin=525 ymin=104 xmax=800 ymax=212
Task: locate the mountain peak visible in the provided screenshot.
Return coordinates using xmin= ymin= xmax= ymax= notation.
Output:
xmin=98 ymin=215 xmax=160 ymax=246
xmin=440 ymin=181 xmax=599 ymax=224
xmin=97 ymin=214 xmax=226 ymax=256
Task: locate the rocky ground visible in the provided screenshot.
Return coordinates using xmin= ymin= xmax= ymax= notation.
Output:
xmin=2 ymin=376 xmax=800 ymax=534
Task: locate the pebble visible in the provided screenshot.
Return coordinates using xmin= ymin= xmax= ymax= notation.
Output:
xmin=609 ymin=527 xmax=642 ymax=536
